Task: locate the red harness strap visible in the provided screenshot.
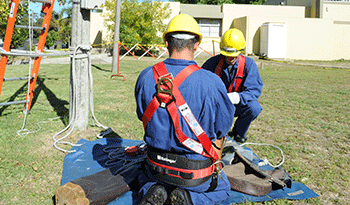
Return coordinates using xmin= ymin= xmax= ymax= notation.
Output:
xmin=214 ymin=55 xmax=246 ymax=93
xmin=142 ymin=62 xmax=219 ymax=162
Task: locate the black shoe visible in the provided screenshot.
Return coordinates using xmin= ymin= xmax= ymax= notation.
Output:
xmin=228 ymin=130 xmax=247 ymax=143
xmin=234 ymin=134 xmax=247 ymax=143
xmin=139 ymin=184 xmax=167 ymax=205
xmin=169 ymin=188 xmax=193 ymax=205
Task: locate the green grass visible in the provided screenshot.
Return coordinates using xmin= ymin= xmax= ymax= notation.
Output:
xmin=0 ymin=57 xmax=349 ymax=204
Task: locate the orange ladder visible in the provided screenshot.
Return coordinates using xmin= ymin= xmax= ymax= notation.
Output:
xmin=0 ymin=0 xmax=55 ymax=111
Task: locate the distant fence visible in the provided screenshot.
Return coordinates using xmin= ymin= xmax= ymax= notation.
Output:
xmin=92 ymin=40 xmax=218 ymax=60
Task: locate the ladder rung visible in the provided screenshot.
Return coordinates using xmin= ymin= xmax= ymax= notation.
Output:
xmin=4 ymin=76 xmax=34 ymax=81
xmin=31 ymin=0 xmax=52 ymax=3
xmin=15 ymin=25 xmax=45 ymax=30
xmin=0 ymin=100 xmax=28 ymax=107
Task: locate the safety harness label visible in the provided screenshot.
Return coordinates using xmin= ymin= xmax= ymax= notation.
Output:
xmin=183 ymin=138 xmax=203 ymax=154
xmin=179 ymin=103 xmax=204 ymax=136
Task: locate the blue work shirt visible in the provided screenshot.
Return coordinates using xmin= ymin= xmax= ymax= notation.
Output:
xmin=135 ymin=58 xmax=235 ymax=161
xmin=202 ymin=54 xmax=263 ymax=106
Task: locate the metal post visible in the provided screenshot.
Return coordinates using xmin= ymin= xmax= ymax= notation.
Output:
xmin=112 ymin=0 xmax=121 ymax=72
xmin=70 ymin=0 xmax=90 ymax=130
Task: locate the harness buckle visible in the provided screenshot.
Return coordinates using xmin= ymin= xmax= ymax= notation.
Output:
xmin=157 ymin=73 xmax=173 ymax=96
xmin=213 ymin=160 xmax=225 ymax=180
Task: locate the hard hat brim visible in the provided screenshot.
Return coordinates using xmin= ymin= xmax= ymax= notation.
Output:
xmin=163 ymin=31 xmax=202 ymax=44
xmin=220 ymin=50 xmax=241 ymax=57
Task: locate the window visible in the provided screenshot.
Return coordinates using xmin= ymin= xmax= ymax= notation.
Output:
xmin=197 ymin=19 xmax=221 ymax=37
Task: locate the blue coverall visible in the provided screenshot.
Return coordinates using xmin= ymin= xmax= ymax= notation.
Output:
xmin=202 ymin=54 xmax=263 ymax=137
xmin=134 ymin=58 xmax=235 ymax=205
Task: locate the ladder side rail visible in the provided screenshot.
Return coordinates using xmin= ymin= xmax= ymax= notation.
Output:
xmin=0 ymin=0 xmax=21 ymax=95
xmin=25 ymin=0 xmax=56 ymax=110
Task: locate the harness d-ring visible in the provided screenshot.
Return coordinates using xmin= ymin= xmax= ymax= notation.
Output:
xmin=157 ymin=73 xmax=173 ymax=95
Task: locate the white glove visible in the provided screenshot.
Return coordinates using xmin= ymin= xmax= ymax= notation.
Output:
xmin=227 ymin=92 xmax=240 ymax=105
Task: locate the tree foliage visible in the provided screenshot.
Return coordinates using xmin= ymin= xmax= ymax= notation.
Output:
xmin=0 ymin=0 xmax=71 ymax=49
xmin=174 ymin=0 xmax=267 ymax=5
xmin=0 ymin=0 xmax=30 ymax=49
xmin=103 ymin=0 xmax=170 ymax=47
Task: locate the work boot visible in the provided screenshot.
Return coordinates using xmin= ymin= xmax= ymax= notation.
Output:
xmin=169 ymin=188 xmax=193 ymax=205
xmin=55 ymin=182 xmax=89 ymax=205
xmin=139 ymin=184 xmax=168 ymax=205
xmin=228 ymin=130 xmax=247 ymax=143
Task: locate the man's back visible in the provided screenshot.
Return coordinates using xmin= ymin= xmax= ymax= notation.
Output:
xmin=135 ymin=58 xmax=234 ymax=160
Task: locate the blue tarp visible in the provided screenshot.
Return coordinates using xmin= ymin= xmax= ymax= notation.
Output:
xmin=61 ymin=138 xmax=319 ymax=204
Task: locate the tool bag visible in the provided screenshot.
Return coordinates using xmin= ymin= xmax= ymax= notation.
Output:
xmin=223 ymin=141 xmax=292 ymax=196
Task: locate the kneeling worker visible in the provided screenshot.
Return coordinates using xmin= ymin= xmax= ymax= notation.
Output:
xmin=202 ymin=28 xmax=263 ymax=143
xmin=134 ymin=14 xmax=235 ymax=205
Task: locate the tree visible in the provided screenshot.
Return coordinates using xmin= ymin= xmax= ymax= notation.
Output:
xmin=103 ymin=0 xmax=170 ymax=47
xmin=57 ymin=1 xmax=72 ymax=47
xmin=0 ymin=0 xmax=30 ymax=49
xmin=33 ymin=3 xmax=72 ymax=49
xmin=0 ymin=0 xmax=71 ymax=49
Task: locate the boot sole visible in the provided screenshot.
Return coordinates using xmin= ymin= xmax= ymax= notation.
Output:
xmin=170 ymin=188 xmax=192 ymax=205
xmin=139 ymin=185 xmax=167 ymax=205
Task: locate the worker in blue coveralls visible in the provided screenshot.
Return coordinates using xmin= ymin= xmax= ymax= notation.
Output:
xmin=202 ymin=28 xmax=263 ymax=143
xmin=134 ymin=14 xmax=235 ymax=205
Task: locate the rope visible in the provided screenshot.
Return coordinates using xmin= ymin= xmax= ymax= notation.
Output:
xmin=17 ymin=117 xmax=63 ymax=136
xmin=241 ymin=142 xmax=285 ymax=168
xmin=52 ymin=45 xmax=110 ymax=153
xmin=52 ymin=45 xmax=85 ymax=153
xmin=17 ymin=0 xmax=34 ymax=137
xmin=88 ymin=48 xmax=109 ymax=131
xmin=0 ymin=48 xmax=72 ymax=57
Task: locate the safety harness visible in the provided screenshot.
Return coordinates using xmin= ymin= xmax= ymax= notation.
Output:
xmin=214 ymin=54 xmax=246 ymax=93
xmin=142 ymin=62 xmax=222 ymax=189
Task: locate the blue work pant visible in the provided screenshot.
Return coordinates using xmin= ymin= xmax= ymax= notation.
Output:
xmin=233 ymin=100 xmax=262 ymax=137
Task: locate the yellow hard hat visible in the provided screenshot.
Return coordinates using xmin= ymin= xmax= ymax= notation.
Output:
xmin=163 ymin=14 xmax=202 ymax=44
xmin=220 ymin=28 xmax=246 ymax=57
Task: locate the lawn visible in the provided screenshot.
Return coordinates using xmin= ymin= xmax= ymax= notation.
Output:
xmin=0 ymin=56 xmax=349 ymax=204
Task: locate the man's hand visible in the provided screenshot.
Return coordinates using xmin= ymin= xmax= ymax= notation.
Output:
xmin=227 ymin=92 xmax=240 ymax=104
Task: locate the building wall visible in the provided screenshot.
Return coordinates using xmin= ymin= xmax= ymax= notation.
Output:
xmin=333 ymin=22 xmax=350 ymax=59
xmin=221 ymin=4 xmax=305 ymax=33
xmin=89 ymin=2 xmax=350 ymax=60
xmin=233 ymin=16 xmax=336 ymax=60
xmin=164 ymin=2 xmax=181 ymax=25
xmin=90 ymin=10 xmax=108 ymax=45
xmin=321 ymin=2 xmax=350 ymax=21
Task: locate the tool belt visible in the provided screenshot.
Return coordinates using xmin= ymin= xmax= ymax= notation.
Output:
xmin=146 ymin=147 xmax=218 ymax=188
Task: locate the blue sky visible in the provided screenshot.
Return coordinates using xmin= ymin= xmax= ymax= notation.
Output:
xmin=30 ymin=1 xmax=64 ymax=15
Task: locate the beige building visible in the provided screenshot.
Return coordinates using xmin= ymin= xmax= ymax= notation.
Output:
xmin=91 ymin=0 xmax=350 ymax=60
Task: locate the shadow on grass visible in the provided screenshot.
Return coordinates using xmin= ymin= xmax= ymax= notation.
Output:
xmin=92 ymin=64 xmax=112 ymax=72
xmin=0 ymin=81 xmax=27 ymax=116
xmin=0 ymin=77 xmax=69 ymax=126
xmin=100 ymin=129 xmax=122 ymax=138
